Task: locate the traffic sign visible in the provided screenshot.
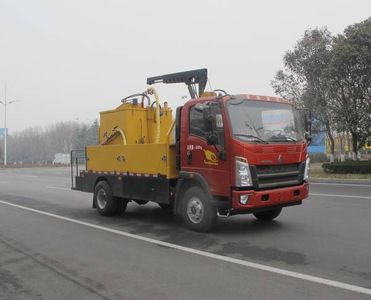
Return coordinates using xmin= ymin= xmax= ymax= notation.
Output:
xmin=0 ymin=128 xmax=7 ymax=139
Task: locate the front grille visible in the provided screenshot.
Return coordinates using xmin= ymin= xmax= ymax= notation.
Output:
xmin=251 ymin=163 xmax=305 ymax=190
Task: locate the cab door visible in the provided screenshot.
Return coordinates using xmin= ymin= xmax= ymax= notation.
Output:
xmin=181 ymin=101 xmax=230 ymax=197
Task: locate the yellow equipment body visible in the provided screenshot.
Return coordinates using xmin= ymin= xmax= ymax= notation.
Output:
xmin=86 ymin=95 xmax=178 ymax=179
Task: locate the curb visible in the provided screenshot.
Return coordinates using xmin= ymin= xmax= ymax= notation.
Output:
xmin=310 ymin=177 xmax=371 ymax=185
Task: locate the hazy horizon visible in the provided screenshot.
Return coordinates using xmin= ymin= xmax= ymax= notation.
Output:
xmin=1 ymin=0 xmax=370 ymax=133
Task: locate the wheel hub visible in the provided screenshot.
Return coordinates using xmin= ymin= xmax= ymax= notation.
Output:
xmin=97 ymin=189 xmax=107 ymax=209
xmin=187 ymin=197 xmax=204 ymax=224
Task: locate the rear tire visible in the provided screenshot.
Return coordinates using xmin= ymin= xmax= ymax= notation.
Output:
xmin=94 ymin=181 xmax=120 ymax=216
xmin=181 ymin=186 xmax=217 ymax=232
xmin=116 ymin=197 xmax=128 ymax=216
xmin=253 ymin=208 xmax=282 ymax=221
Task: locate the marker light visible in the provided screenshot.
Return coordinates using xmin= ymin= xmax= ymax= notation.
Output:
xmin=304 ymin=157 xmax=310 ymax=180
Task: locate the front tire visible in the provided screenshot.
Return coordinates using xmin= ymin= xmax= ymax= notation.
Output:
xmin=181 ymin=186 xmax=217 ymax=232
xmin=253 ymin=208 xmax=282 ymax=221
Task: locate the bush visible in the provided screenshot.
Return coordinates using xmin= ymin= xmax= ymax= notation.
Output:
xmin=322 ymin=160 xmax=371 ymax=174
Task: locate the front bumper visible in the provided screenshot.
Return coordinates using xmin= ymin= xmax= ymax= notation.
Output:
xmin=231 ymin=182 xmax=309 ymax=212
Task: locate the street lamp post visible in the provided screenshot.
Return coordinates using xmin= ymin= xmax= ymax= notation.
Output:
xmin=0 ymin=98 xmax=16 ymax=166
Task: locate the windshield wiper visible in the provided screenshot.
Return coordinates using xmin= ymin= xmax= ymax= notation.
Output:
xmin=269 ymin=135 xmax=297 ymax=142
xmin=234 ymin=134 xmax=269 ymax=144
xmin=285 ymin=136 xmax=297 ymax=142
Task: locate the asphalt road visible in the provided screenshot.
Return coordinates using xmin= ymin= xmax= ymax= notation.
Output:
xmin=0 ymin=167 xmax=370 ymax=299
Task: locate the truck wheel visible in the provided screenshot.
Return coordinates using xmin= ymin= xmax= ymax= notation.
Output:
xmin=181 ymin=186 xmax=217 ymax=232
xmin=253 ymin=208 xmax=282 ymax=221
xmin=94 ymin=181 xmax=119 ymax=216
xmin=116 ymin=197 xmax=128 ymax=216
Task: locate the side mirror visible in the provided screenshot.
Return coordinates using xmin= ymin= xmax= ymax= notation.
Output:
xmin=206 ymin=133 xmax=218 ymax=145
xmin=295 ymin=107 xmax=312 ymax=134
xmin=305 ymin=119 xmax=312 ymax=133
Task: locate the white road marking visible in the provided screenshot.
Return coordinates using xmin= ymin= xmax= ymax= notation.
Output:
xmin=46 ymin=186 xmax=71 ymax=191
xmin=311 ymin=182 xmax=371 ymax=187
xmin=0 ymin=200 xmax=370 ymax=296
xmin=19 ymin=174 xmax=39 ymax=178
xmin=310 ymin=193 xmax=371 ymax=199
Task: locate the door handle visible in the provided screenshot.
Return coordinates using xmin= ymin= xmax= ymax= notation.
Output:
xmin=186 ymin=150 xmax=192 ymax=164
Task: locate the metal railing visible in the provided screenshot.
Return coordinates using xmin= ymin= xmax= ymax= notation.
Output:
xmin=70 ymin=149 xmax=86 ymax=189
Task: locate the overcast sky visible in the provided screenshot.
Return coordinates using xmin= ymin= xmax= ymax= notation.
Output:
xmin=0 ymin=0 xmax=370 ymax=132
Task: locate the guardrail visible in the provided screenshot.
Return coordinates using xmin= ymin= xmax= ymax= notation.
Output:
xmin=70 ymin=149 xmax=86 ymax=189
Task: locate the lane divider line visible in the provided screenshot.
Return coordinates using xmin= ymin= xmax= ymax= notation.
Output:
xmin=0 ymin=199 xmax=370 ymax=296
xmin=310 ymin=193 xmax=371 ymax=199
xmin=46 ymin=186 xmax=71 ymax=191
xmin=311 ymin=182 xmax=371 ymax=187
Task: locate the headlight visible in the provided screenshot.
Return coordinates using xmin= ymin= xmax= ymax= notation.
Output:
xmin=235 ymin=156 xmax=252 ymax=187
xmin=304 ymin=157 xmax=310 ymax=180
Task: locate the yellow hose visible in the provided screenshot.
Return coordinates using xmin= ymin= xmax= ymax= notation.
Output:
xmin=114 ymin=128 xmax=127 ymax=145
xmin=146 ymin=87 xmax=161 ymax=144
xmin=101 ymin=127 xmax=127 ymax=145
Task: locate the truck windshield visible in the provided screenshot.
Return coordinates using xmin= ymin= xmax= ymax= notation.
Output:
xmin=227 ymin=99 xmax=305 ymax=143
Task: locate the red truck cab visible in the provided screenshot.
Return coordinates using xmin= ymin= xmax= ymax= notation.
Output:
xmin=176 ymin=93 xmax=309 ymax=227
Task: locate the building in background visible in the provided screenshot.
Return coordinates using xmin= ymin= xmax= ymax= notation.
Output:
xmin=52 ymin=153 xmax=70 ymax=165
xmin=308 ymin=131 xmax=326 ymax=154
xmin=308 ymin=129 xmax=371 ymax=160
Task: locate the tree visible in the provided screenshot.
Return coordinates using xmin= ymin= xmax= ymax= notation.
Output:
xmin=85 ymin=119 xmax=99 ymax=145
xmin=326 ymin=18 xmax=371 ymax=156
xmin=272 ymin=28 xmax=337 ymax=160
xmin=72 ymin=119 xmax=99 ymax=149
xmin=45 ymin=121 xmax=81 ymax=161
xmin=8 ymin=127 xmax=46 ymax=163
xmin=6 ymin=121 xmax=96 ymax=164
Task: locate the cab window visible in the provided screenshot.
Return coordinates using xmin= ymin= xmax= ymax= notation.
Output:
xmin=189 ymin=103 xmax=225 ymax=148
xmin=189 ymin=106 xmax=206 ymax=138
